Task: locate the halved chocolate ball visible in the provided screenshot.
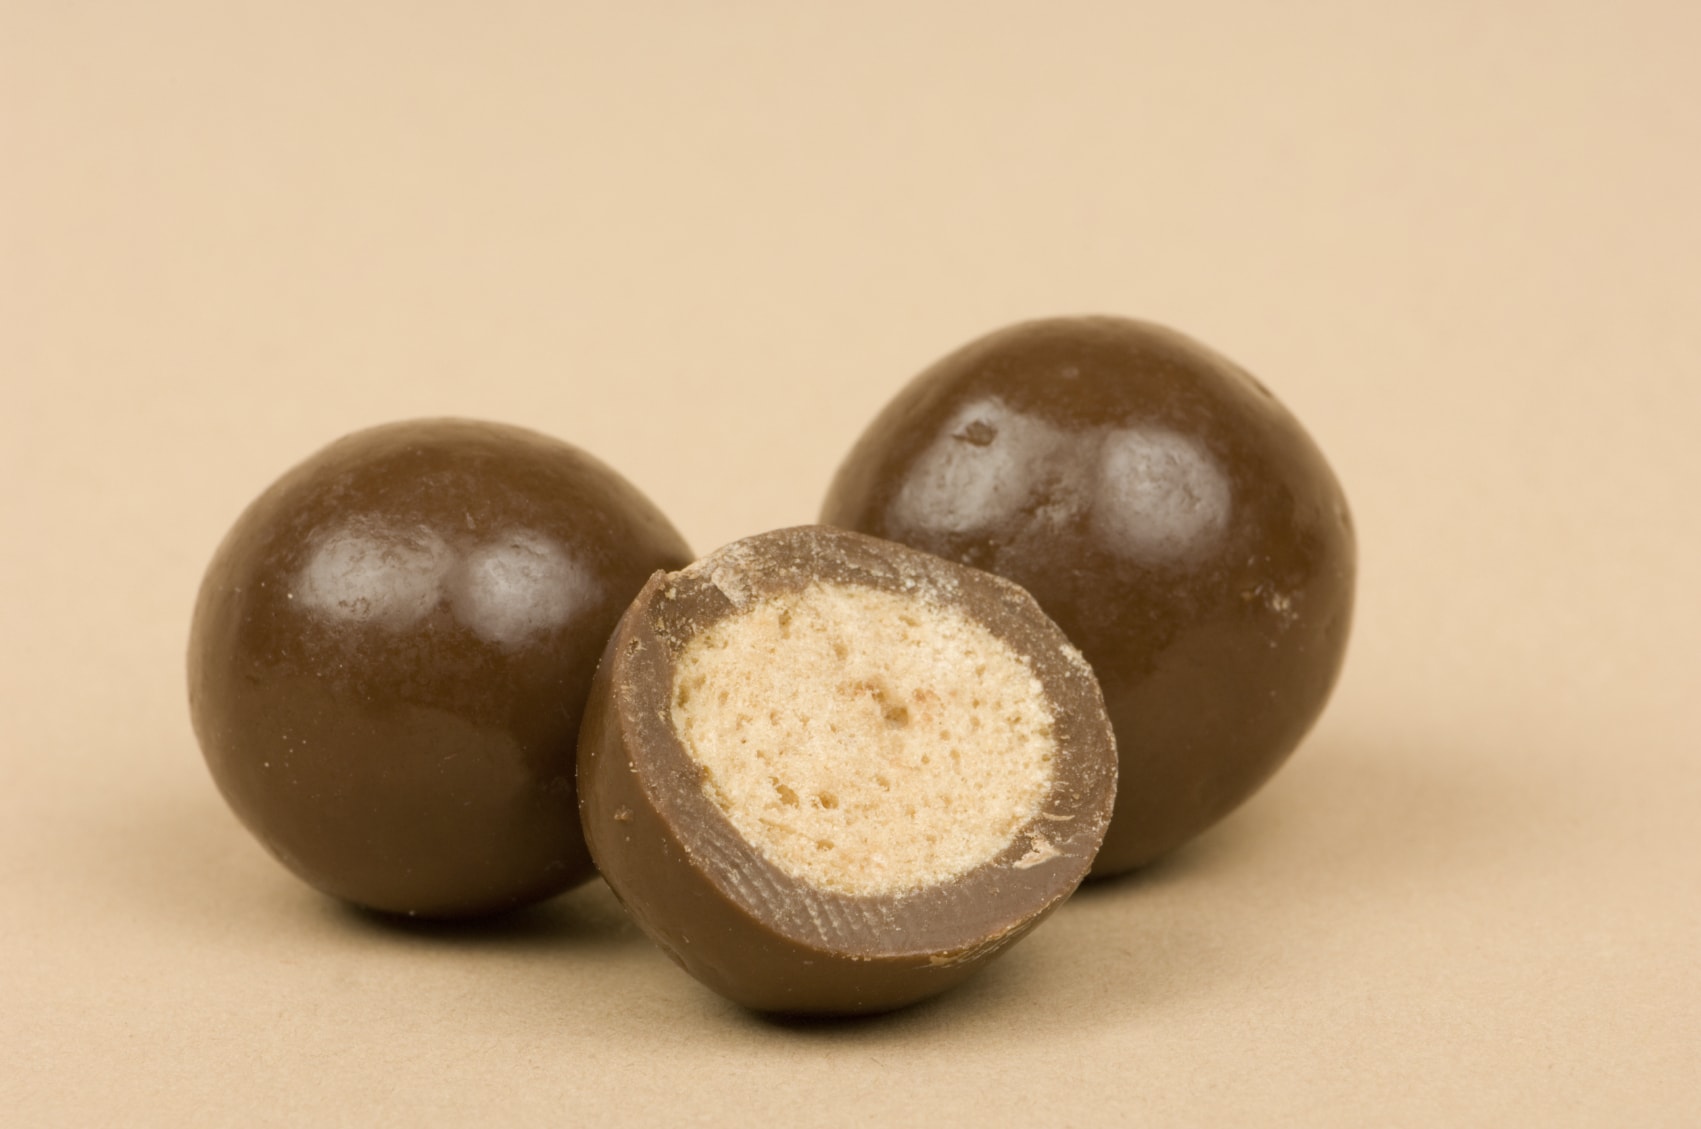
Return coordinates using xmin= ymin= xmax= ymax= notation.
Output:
xmin=188 ymin=418 xmax=692 ymax=918
xmin=821 ymin=317 xmax=1356 ymax=876
xmin=577 ymin=526 xmax=1117 ymax=1015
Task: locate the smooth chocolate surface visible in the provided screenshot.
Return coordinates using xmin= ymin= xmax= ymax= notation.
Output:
xmin=188 ymin=418 xmax=693 ymax=918
xmin=577 ymin=526 xmax=1117 ymax=1015
xmin=821 ymin=317 xmax=1356 ymax=875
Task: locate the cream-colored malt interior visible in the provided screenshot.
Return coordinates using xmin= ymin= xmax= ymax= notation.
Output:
xmin=669 ymin=580 xmax=1058 ymax=898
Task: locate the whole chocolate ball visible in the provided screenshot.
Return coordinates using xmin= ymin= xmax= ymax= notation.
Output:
xmin=189 ymin=419 xmax=693 ymax=917
xmin=821 ymin=317 xmax=1355 ymax=876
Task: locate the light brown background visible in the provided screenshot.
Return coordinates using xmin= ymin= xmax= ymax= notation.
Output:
xmin=4 ymin=2 xmax=1698 ymax=1125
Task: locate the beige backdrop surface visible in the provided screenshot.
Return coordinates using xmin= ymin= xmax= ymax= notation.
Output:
xmin=4 ymin=2 xmax=1698 ymax=1126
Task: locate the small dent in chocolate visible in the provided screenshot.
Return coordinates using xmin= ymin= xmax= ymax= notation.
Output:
xmin=1012 ymin=836 xmax=1062 ymax=869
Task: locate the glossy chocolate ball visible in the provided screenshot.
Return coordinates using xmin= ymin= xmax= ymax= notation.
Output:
xmin=189 ymin=419 xmax=693 ymax=917
xmin=821 ymin=317 xmax=1355 ymax=876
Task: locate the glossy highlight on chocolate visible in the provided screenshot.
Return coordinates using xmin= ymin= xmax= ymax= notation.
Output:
xmin=188 ymin=418 xmax=693 ymax=918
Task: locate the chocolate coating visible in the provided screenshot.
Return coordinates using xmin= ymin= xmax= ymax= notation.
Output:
xmin=189 ymin=418 xmax=693 ymax=918
xmin=821 ymin=317 xmax=1356 ymax=875
xmin=577 ymin=526 xmax=1117 ymax=1015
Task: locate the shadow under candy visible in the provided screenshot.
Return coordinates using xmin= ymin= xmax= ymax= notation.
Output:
xmin=325 ymin=877 xmax=644 ymax=953
xmin=112 ymin=765 xmax=648 ymax=954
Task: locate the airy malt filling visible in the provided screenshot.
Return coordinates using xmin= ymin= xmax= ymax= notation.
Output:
xmin=669 ymin=581 xmax=1058 ymax=898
